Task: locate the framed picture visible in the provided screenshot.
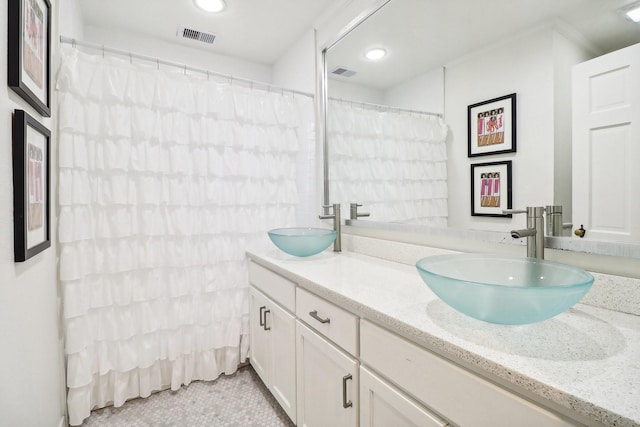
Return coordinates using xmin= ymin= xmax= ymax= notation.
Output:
xmin=468 ymin=93 xmax=516 ymax=157
xmin=13 ymin=110 xmax=51 ymax=261
xmin=471 ymin=161 xmax=512 ymax=217
xmin=8 ymin=0 xmax=52 ymax=117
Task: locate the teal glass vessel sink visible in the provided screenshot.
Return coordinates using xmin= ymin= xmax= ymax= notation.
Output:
xmin=268 ymin=228 xmax=337 ymax=257
xmin=416 ymin=254 xmax=594 ymax=325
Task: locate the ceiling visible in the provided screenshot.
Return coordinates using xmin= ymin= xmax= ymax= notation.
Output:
xmin=327 ymin=0 xmax=640 ymax=89
xmin=79 ymin=0 xmax=336 ymax=65
xmin=79 ymin=0 xmax=640 ymax=87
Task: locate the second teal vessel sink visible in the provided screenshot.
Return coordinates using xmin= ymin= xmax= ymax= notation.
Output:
xmin=268 ymin=227 xmax=337 ymax=257
xmin=416 ymin=254 xmax=594 ymax=325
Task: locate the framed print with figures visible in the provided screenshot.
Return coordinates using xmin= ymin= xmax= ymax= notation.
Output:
xmin=468 ymin=93 xmax=516 ymax=157
xmin=471 ymin=161 xmax=512 ymax=217
xmin=8 ymin=0 xmax=52 ymax=117
xmin=13 ymin=110 xmax=51 ymax=261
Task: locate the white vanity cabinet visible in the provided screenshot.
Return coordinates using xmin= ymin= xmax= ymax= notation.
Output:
xmin=295 ymin=288 xmax=359 ymax=427
xmin=247 ymin=256 xmax=599 ymax=427
xmin=360 ymin=320 xmax=576 ymax=427
xmin=248 ymin=262 xmax=297 ymax=423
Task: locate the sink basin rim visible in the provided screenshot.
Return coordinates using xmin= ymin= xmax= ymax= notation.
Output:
xmin=268 ymin=227 xmax=337 ymax=238
xmin=416 ymin=253 xmax=594 ymax=289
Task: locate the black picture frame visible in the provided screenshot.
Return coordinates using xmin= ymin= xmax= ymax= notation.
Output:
xmin=8 ymin=0 xmax=52 ymax=117
xmin=468 ymin=93 xmax=516 ymax=157
xmin=471 ymin=161 xmax=512 ymax=217
xmin=13 ymin=110 xmax=51 ymax=261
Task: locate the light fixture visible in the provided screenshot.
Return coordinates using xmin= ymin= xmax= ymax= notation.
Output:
xmin=194 ymin=0 xmax=226 ymax=13
xmin=364 ymin=48 xmax=387 ymax=61
xmin=622 ymin=1 xmax=640 ymax=22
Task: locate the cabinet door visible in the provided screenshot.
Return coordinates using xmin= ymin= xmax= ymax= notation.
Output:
xmin=573 ymin=43 xmax=640 ymax=242
xmin=249 ymin=288 xmax=270 ymax=385
xmin=268 ymin=297 xmax=296 ymax=422
xmin=296 ymin=321 xmax=358 ymax=427
xmin=360 ymin=366 xmax=447 ymax=427
xmin=249 ymin=287 xmax=297 ymax=423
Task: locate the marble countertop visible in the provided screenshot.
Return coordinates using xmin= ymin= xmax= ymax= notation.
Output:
xmin=247 ymin=249 xmax=640 ymax=427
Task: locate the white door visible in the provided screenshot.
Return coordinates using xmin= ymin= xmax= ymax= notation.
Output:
xmin=572 ymin=42 xmax=640 ymax=242
xmin=268 ymin=299 xmax=297 ymax=422
xmin=296 ymin=321 xmax=358 ymax=427
xmin=249 ymin=287 xmax=269 ymax=385
xmin=360 ymin=366 xmax=448 ymax=427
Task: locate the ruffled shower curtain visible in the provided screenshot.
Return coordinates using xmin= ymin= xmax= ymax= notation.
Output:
xmin=57 ymin=47 xmax=315 ymax=425
xmin=328 ymin=101 xmax=448 ymax=225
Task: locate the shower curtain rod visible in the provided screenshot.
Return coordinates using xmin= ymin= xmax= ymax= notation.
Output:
xmin=59 ymin=36 xmax=314 ymax=98
xmin=329 ymin=96 xmax=442 ymax=118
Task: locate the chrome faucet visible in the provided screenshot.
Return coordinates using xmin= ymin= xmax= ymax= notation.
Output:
xmin=349 ymin=203 xmax=370 ymax=220
xmin=545 ymin=205 xmax=573 ymax=237
xmin=504 ymin=206 xmax=545 ymax=259
xmin=319 ymin=203 xmax=341 ymax=252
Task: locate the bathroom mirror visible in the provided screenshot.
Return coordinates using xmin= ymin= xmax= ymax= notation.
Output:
xmin=323 ymin=0 xmax=640 ymax=258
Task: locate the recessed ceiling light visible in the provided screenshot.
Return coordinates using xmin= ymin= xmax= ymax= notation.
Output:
xmin=626 ymin=6 xmax=640 ymax=22
xmin=365 ymin=48 xmax=387 ymax=61
xmin=194 ymin=0 xmax=226 ymax=13
xmin=622 ymin=1 xmax=640 ymax=22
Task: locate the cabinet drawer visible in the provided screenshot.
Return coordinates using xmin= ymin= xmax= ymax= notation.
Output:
xmin=296 ymin=288 xmax=358 ymax=356
xmin=248 ymin=261 xmax=295 ymax=312
xmin=360 ymin=320 xmax=575 ymax=427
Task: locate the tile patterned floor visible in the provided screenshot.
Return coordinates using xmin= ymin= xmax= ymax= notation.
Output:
xmin=82 ymin=366 xmax=295 ymax=427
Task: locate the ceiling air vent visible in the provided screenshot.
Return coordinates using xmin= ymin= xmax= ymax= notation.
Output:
xmin=177 ymin=26 xmax=216 ymax=45
xmin=331 ymin=66 xmax=357 ymax=77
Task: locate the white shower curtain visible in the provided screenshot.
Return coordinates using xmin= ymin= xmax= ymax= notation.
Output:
xmin=328 ymin=101 xmax=448 ymax=226
xmin=57 ymin=47 xmax=315 ymax=425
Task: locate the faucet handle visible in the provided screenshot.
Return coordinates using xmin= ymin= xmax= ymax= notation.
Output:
xmin=350 ymin=202 xmax=370 ymax=220
xmin=320 ymin=203 xmax=340 ymax=219
xmin=322 ymin=203 xmax=340 ymax=210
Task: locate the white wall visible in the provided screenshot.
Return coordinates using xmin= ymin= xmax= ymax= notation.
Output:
xmin=0 ymin=0 xmax=70 ymax=426
xmin=445 ymin=27 xmax=556 ymax=233
xmin=60 ymin=0 xmax=84 ymax=40
xmin=383 ymin=67 xmax=444 ymax=114
xmin=82 ymin=25 xmax=272 ymax=83
xmin=328 ymin=78 xmax=384 ymax=104
xmin=272 ymin=29 xmax=316 ymax=93
xmin=445 ymin=30 xmax=554 ymax=231
xmin=272 ymin=29 xmax=319 ymax=226
xmin=445 ymin=26 xmax=595 ymax=233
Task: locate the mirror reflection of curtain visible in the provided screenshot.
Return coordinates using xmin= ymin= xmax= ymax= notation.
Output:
xmin=57 ymin=47 xmax=314 ymax=426
xmin=328 ymin=100 xmax=448 ymax=225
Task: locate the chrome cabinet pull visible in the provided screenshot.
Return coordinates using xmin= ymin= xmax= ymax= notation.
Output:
xmin=342 ymin=374 xmax=353 ymax=408
xmin=263 ymin=309 xmax=271 ymax=331
xmin=259 ymin=306 xmax=266 ymax=326
xmin=309 ymin=310 xmax=330 ymax=324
